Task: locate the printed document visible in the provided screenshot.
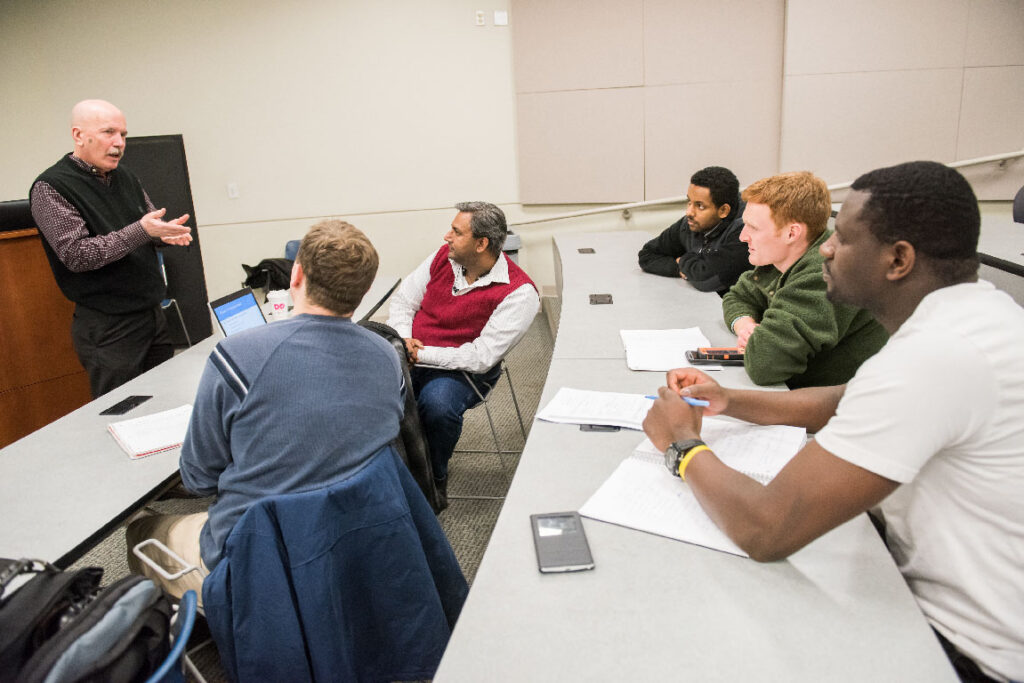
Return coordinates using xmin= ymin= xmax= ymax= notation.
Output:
xmin=535 ymin=387 xmax=654 ymax=430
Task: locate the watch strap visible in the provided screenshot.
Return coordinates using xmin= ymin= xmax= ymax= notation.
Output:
xmin=677 ymin=443 xmax=710 ymax=480
xmin=667 ymin=438 xmax=704 ymax=477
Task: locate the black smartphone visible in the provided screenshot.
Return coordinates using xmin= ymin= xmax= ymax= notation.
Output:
xmin=580 ymin=424 xmax=620 ymax=432
xmin=99 ymin=395 xmax=153 ymax=416
xmin=589 ymin=293 xmax=613 ymax=305
xmin=530 ymin=512 xmax=595 ymax=573
xmin=685 ymin=347 xmax=745 ymax=365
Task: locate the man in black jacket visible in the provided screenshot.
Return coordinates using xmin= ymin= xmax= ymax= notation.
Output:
xmin=637 ymin=166 xmax=751 ymax=294
xmin=30 ymin=99 xmax=192 ymax=397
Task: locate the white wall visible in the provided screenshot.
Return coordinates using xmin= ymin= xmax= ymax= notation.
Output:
xmin=0 ymin=0 xmax=534 ymax=299
xmin=2 ymin=0 xmax=1021 ymax=301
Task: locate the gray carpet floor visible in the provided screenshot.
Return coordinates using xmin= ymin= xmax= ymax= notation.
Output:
xmin=69 ymin=311 xmax=554 ymax=680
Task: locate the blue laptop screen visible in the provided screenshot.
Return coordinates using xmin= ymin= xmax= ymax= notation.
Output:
xmin=209 ymin=288 xmax=267 ymax=337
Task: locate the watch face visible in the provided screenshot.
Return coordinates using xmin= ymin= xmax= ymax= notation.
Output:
xmin=664 ymin=445 xmax=681 ymax=475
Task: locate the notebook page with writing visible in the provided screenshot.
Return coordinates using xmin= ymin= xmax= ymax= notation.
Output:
xmin=535 ymin=387 xmax=652 ymax=430
xmin=579 ymin=421 xmax=805 ymax=556
xmin=108 ymin=405 xmax=193 ymax=459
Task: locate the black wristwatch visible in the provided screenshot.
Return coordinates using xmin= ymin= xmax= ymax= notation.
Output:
xmin=664 ymin=439 xmax=706 ymax=477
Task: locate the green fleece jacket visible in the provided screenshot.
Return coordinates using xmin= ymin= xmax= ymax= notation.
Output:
xmin=722 ymin=229 xmax=888 ymax=388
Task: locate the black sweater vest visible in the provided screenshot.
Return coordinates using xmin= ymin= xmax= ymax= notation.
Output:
xmin=33 ymin=155 xmax=165 ymax=314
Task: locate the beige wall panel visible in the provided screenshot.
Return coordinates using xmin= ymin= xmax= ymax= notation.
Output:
xmin=959 ymin=161 xmax=1024 ymax=201
xmin=958 ymin=66 xmax=1024 ymax=158
xmin=957 ymin=66 xmax=1024 ymax=199
xmin=785 ymin=0 xmax=969 ymax=75
xmin=644 ymin=0 xmax=784 ymax=86
xmin=965 ymin=0 xmax=1024 ymax=66
xmin=780 ymin=69 xmax=963 ymax=184
xmin=957 ymin=63 xmax=1024 ymax=200
xmin=644 ymin=81 xmax=781 ymax=199
xmin=511 ymin=0 xmax=643 ymax=93
xmin=517 ymin=89 xmax=644 ymax=204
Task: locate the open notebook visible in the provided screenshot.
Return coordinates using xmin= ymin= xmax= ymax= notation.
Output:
xmin=579 ymin=420 xmax=805 ymax=557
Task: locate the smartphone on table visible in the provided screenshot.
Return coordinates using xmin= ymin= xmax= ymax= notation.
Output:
xmin=530 ymin=511 xmax=595 ymax=573
xmin=685 ymin=347 xmax=744 ymax=365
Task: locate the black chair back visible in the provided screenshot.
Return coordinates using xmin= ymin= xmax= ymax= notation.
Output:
xmin=0 ymin=199 xmax=33 ymax=232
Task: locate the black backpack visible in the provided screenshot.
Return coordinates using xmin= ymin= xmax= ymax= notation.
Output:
xmin=241 ymin=258 xmax=294 ymax=297
xmin=0 ymin=558 xmax=172 ymax=683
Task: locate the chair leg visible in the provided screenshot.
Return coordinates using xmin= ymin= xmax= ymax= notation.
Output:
xmin=166 ymin=299 xmax=192 ymax=347
xmin=480 ymin=401 xmax=501 ymax=454
xmin=503 ymin=366 xmax=528 ymax=441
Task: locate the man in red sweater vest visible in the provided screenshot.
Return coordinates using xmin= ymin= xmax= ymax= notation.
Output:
xmin=387 ymin=202 xmax=539 ymax=498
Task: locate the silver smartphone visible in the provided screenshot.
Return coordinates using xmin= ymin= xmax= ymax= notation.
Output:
xmin=530 ymin=512 xmax=595 ymax=573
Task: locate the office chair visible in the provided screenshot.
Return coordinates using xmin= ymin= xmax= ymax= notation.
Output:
xmin=358 ymin=277 xmax=402 ymax=323
xmin=156 ymin=251 xmax=191 ymax=347
xmin=145 ymin=590 xmax=206 ymax=683
xmin=458 ymin=361 xmax=528 ymax=456
xmin=200 ymin=447 xmax=466 ymax=682
xmin=132 ymin=542 xmax=210 ymax=683
xmin=285 ymin=239 xmax=300 ymax=261
xmin=448 ymin=362 xmax=528 ymax=503
xmin=1013 ymin=184 xmax=1023 ymax=224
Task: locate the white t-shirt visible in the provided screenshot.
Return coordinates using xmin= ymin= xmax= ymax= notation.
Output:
xmin=816 ymin=281 xmax=1024 ymax=682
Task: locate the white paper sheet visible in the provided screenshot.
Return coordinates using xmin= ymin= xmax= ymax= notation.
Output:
xmin=619 ymin=328 xmax=720 ymax=371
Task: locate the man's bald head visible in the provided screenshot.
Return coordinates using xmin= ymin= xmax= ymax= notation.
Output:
xmin=71 ymin=99 xmax=122 ymax=127
xmin=70 ymin=99 xmax=128 ymax=174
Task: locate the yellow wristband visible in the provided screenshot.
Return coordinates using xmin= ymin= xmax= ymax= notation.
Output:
xmin=678 ymin=444 xmax=711 ymax=481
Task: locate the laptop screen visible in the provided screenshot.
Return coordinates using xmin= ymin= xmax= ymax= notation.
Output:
xmin=209 ymin=288 xmax=267 ymax=337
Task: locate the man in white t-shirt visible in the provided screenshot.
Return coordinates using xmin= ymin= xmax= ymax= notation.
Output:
xmin=643 ymin=161 xmax=1024 ymax=682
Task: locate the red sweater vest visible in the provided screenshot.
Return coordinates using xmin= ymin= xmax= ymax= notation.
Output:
xmin=412 ymin=246 xmax=536 ymax=348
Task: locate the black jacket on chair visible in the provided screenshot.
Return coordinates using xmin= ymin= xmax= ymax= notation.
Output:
xmin=359 ymin=320 xmax=446 ymax=513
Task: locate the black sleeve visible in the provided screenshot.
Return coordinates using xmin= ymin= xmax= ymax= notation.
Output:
xmin=677 ymin=223 xmax=752 ymax=293
xmin=637 ymin=218 xmax=688 ymax=278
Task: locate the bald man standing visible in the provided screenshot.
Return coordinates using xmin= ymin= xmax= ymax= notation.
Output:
xmin=31 ymin=99 xmax=193 ymax=397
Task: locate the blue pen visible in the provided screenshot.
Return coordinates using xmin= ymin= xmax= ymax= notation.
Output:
xmin=645 ymin=395 xmax=710 ymax=407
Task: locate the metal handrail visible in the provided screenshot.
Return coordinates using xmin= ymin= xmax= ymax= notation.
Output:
xmin=509 ymin=148 xmax=1024 ymax=227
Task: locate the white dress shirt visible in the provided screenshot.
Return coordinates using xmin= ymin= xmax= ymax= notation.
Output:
xmin=387 ymin=250 xmax=539 ymax=374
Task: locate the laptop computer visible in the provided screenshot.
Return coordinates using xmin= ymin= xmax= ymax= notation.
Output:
xmin=209 ymin=287 xmax=267 ymax=337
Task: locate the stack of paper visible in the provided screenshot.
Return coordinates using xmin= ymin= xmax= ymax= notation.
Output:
xmin=108 ymin=405 xmax=193 ymax=459
xmin=619 ymin=328 xmax=718 ymax=371
xmin=579 ymin=420 xmax=806 ymax=557
xmin=535 ymin=387 xmax=653 ymax=430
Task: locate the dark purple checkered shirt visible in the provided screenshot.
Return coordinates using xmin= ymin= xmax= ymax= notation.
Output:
xmin=30 ymin=153 xmax=156 ymax=273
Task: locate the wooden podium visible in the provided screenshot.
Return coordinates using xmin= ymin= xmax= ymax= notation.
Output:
xmin=0 ymin=228 xmax=92 ymax=448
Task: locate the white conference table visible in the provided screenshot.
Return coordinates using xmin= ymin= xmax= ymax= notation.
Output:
xmin=0 ymin=275 xmax=399 ymax=567
xmin=978 ymin=215 xmax=1024 ymax=270
xmin=434 ymin=232 xmax=955 ymax=681
xmin=552 ymin=231 xmax=734 ymax=359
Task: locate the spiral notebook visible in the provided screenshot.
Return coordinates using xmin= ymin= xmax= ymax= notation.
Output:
xmin=108 ymin=405 xmax=193 ymax=459
xmin=579 ymin=420 xmax=805 ymax=557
